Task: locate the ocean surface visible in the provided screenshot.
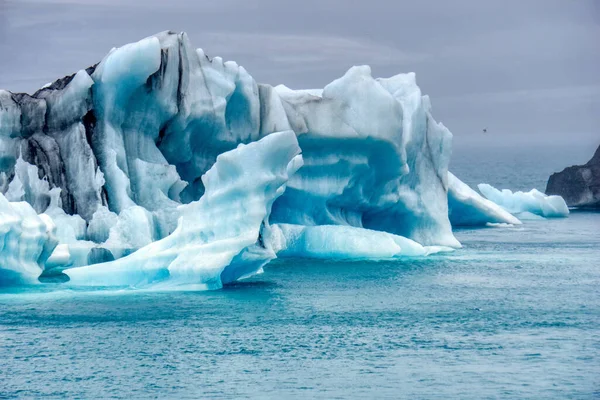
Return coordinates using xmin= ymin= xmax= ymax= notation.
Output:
xmin=1 ymin=140 xmax=599 ymax=399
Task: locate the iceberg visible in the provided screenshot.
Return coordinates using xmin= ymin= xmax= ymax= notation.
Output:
xmin=65 ymin=131 xmax=302 ymax=289
xmin=447 ymin=172 xmax=521 ymax=226
xmin=270 ymin=69 xmax=458 ymax=248
xmin=0 ymin=32 xmax=460 ymax=254
xmin=0 ymin=193 xmax=57 ymax=285
xmin=478 ymin=184 xmax=569 ymax=218
xmin=0 ymin=30 xmax=559 ymax=289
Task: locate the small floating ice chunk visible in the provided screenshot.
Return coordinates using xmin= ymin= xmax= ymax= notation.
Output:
xmin=477 ymin=184 xmax=569 ymax=218
xmin=447 ymin=172 xmax=521 ymax=226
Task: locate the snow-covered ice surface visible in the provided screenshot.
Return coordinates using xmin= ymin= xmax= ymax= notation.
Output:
xmin=478 ymin=184 xmax=569 ymax=218
xmin=65 ymin=131 xmax=302 ymax=290
xmin=0 ymin=31 xmax=566 ymax=288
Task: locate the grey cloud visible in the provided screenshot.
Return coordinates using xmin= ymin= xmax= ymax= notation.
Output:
xmin=0 ymin=0 xmax=6 ymax=43
xmin=0 ymin=0 xmax=598 ymax=142
xmin=199 ymin=32 xmax=429 ymax=84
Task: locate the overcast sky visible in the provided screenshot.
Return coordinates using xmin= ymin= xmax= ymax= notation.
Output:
xmin=0 ymin=0 xmax=598 ymax=145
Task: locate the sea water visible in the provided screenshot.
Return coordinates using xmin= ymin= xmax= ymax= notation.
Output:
xmin=1 ymin=140 xmax=599 ymax=399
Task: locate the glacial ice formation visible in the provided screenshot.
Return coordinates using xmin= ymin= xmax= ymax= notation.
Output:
xmin=0 ymin=31 xmax=549 ymax=288
xmin=447 ymin=173 xmax=521 ymax=226
xmin=0 ymin=193 xmax=57 ymax=285
xmin=478 ymin=184 xmax=569 ymax=218
xmin=66 ymin=131 xmax=302 ymax=289
xmin=270 ymin=70 xmax=458 ymax=248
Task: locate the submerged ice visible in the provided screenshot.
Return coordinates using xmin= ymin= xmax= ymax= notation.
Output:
xmin=0 ymin=31 xmax=569 ymax=288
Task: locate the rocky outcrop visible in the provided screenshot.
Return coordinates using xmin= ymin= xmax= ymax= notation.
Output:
xmin=546 ymin=145 xmax=600 ymax=208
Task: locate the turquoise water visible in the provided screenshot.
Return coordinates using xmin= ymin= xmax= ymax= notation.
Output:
xmin=1 ymin=142 xmax=599 ymax=398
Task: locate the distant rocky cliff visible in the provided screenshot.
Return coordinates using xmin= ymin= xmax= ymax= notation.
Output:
xmin=546 ymin=145 xmax=600 ymax=208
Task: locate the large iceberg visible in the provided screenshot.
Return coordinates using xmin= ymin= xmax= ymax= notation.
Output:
xmin=478 ymin=184 xmax=569 ymax=218
xmin=0 ymin=31 xmax=544 ymax=288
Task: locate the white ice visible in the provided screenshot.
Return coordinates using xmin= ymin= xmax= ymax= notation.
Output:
xmin=447 ymin=172 xmax=521 ymax=226
xmin=2 ymin=31 xmax=562 ymax=288
xmin=5 ymin=154 xmax=51 ymax=213
xmin=477 ymin=184 xmax=569 ymax=218
xmin=271 ymin=67 xmax=459 ymax=248
xmin=271 ymin=224 xmax=453 ymax=259
xmin=0 ymin=193 xmax=57 ymax=285
xmin=65 ymin=131 xmax=302 ymax=289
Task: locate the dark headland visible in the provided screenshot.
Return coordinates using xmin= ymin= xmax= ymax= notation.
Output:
xmin=546 ymin=144 xmax=600 ymax=209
